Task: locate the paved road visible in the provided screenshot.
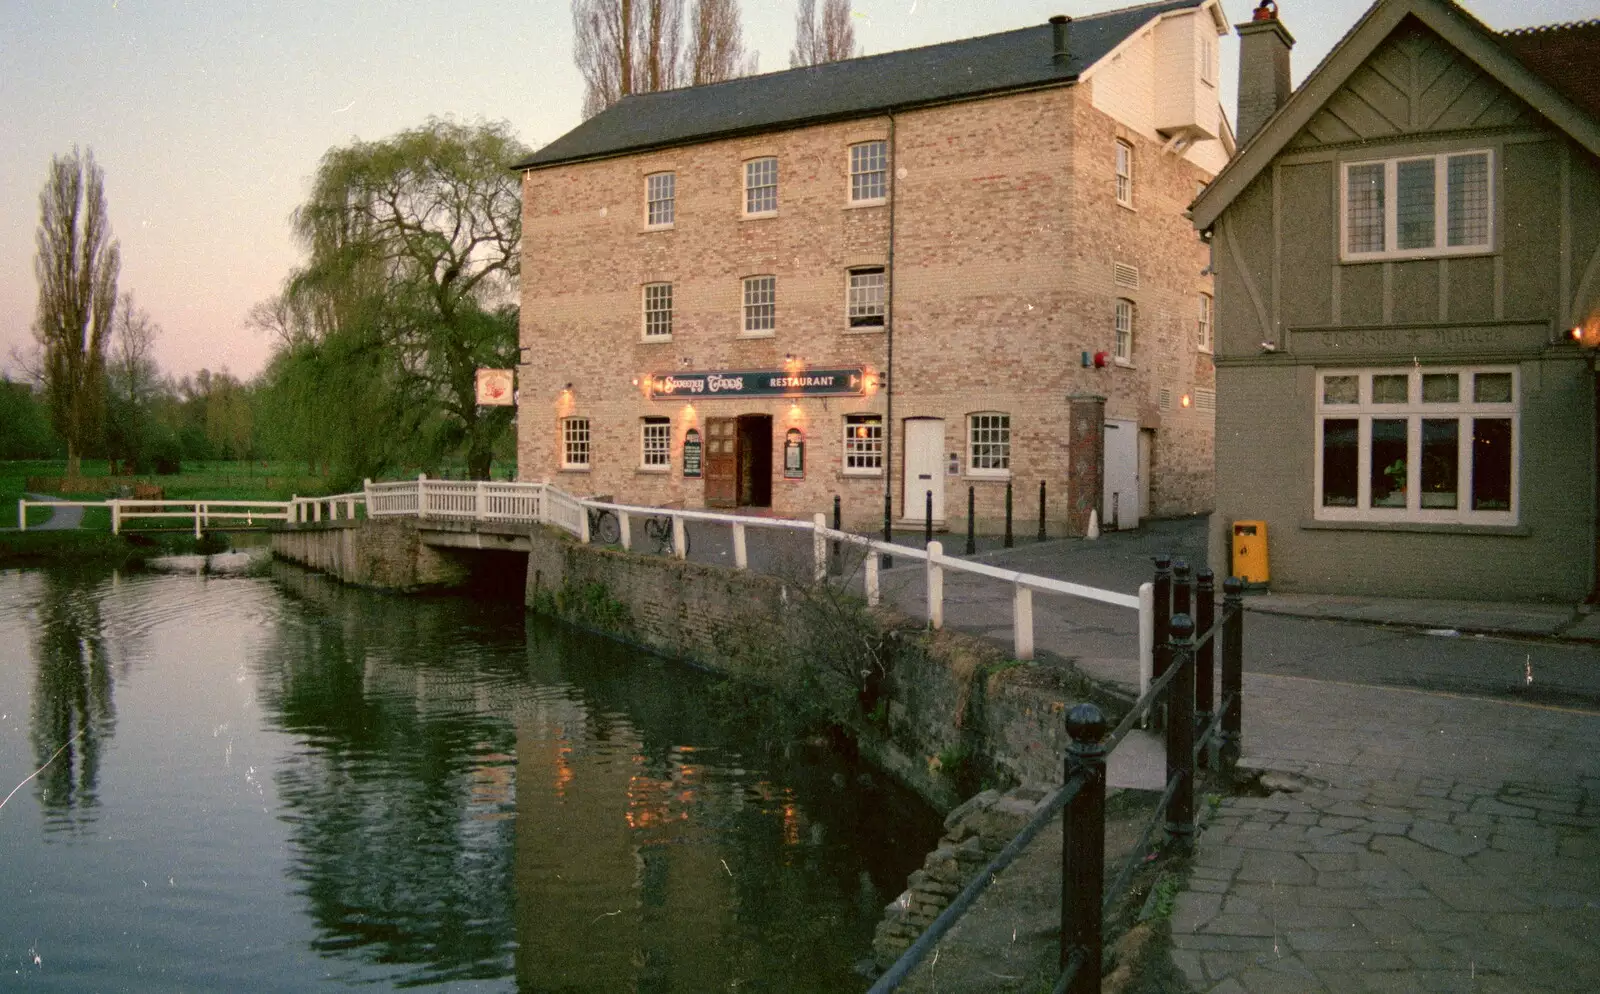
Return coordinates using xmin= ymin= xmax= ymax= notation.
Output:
xmin=876 ymin=515 xmax=1600 ymax=710
xmin=14 ymin=493 xmax=86 ymax=531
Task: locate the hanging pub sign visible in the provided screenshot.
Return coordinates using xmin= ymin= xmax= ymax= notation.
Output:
xmin=682 ymin=428 xmax=703 ymax=478
xmin=783 ymin=428 xmax=805 ymax=480
xmin=475 ymin=368 xmax=515 ymax=406
xmin=646 ymin=367 xmax=867 ymax=400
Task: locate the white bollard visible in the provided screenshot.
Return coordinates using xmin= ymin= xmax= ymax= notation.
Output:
xmin=732 ymin=522 xmax=747 ymax=570
xmin=926 ymin=541 xmax=944 ymax=629
xmin=812 ymin=513 xmax=827 ymax=583
xmin=1014 ymin=583 xmax=1034 ymax=661
xmin=1086 ymin=508 xmax=1100 ymax=540
xmin=1138 ymin=581 xmax=1154 ymax=705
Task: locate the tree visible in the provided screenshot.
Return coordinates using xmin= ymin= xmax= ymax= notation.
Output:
xmin=572 ymin=0 xmax=688 ymax=119
xmin=0 ymin=377 xmax=59 ymax=459
xmin=32 ymin=147 xmax=121 ymax=476
xmin=688 ymin=0 xmax=758 ymax=85
xmin=105 ymin=291 xmax=161 ymax=472
xmin=789 ymin=0 xmax=859 ymax=68
xmin=283 ymin=117 xmax=528 ymax=480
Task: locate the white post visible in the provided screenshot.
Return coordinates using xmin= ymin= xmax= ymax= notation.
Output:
xmin=579 ymin=502 xmax=591 ymax=544
xmin=111 ymin=500 xmax=120 ymax=535
xmin=619 ymin=511 xmax=632 ymax=551
xmin=1013 ymin=582 xmax=1034 ymax=661
xmin=363 ymin=479 xmax=373 ymax=519
xmin=313 ymin=500 xmax=322 ymax=523
xmin=347 ymin=497 xmax=356 ymax=520
xmin=926 ymin=540 xmax=944 ymax=630
xmin=475 ymin=480 xmax=486 ymax=521
xmin=1138 ymin=581 xmax=1154 ymax=702
xmin=732 ymin=523 xmax=747 ymax=570
xmin=812 ymin=513 xmax=827 ymax=583
xmin=17 ymin=499 xmax=25 ymax=532
xmin=672 ymin=515 xmax=687 ymax=560
xmin=865 ymin=546 xmax=880 ymax=606
xmin=194 ymin=504 xmax=203 ymax=539
xmin=417 ymin=473 xmax=428 ymax=520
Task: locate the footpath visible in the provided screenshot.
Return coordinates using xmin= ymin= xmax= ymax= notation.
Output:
xmin=874 ymin=518 xmax=1600 ymax=994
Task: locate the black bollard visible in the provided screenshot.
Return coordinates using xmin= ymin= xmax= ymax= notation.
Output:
xmin=1151 ymin=556 xmax=1172 ymax=732
xmin=1062 ymin=703 xmax=1107 ymax=992
xmin=965 ymin=486 xmax=976 ymax=555
xmin=1038 ymin=479 xmax=1047 ymax=542
xmin=1165 ymin=612 xmax=1197 ymax=853
xmin=1221 ymin=577 xmax=1244 ymax=770
xmin=831 ymin=494 xmax=842 ymax=577
xmin=1004 ymin=479 xmax=1014 ymax=548
xmin=1195 ymin=568 xmax=1215 ymax=769
xmin=924 ymin=490 xmax=933 ymax=548
xmin=882 ymin=490 xmax=893 ymax=571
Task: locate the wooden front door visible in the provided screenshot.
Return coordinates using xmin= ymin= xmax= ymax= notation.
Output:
xmin=705 ymin=418 xmax=738 ymax=507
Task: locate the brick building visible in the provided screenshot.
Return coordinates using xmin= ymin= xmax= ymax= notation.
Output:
xmin=515 ymin=0 xmax=1230 ymax=535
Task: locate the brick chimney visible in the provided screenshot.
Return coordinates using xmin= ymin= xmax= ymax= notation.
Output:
xmin=1235 ymin=0 xmax=1295 ymax=146
xmin=1050 ymin=15 xmax=1072 ymax=69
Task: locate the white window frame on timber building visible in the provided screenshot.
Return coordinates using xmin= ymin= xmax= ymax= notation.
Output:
xmin=1341 ymin=150 xmax=1493 ymax=261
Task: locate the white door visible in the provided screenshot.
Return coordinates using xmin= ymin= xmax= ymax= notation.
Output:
xmin=903 ymin=418 xmax=946 ymax=523
xmin=1103 ymin=419 xmax=1140 ymax=530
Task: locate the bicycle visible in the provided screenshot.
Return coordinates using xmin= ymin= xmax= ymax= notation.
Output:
xmin=643 ymin=513 xmax=687 ymax=556
xmin=586 ymin=505 xmax=622 ymax=545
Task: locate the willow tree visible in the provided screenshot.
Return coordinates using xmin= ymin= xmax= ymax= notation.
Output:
xmin=286 ymin=118 xmax=527 ymax=480
xmin=33 ymin=148 xmax=121 ymax=475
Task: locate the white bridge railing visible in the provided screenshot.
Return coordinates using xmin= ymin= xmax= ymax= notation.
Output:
xmin=20 ymin=475 xmax=1151 ymax=673
xmin=355 ymin=476 xmax=1152 ymax=668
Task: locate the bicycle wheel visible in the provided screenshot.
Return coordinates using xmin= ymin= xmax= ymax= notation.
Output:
xmin=594 ymin=510 xmax=621 ymax=545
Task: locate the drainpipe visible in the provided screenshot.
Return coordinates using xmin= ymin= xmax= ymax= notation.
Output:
xmin=883 ymin=111 xmax=898 ymax=546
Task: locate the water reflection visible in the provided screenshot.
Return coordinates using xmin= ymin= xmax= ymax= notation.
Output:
xmin=28 ymin=569 xmax=117 ymax=833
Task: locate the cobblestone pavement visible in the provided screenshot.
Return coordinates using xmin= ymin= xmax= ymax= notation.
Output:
xmin=1174 ymin=674 xmax=1600 ymax=994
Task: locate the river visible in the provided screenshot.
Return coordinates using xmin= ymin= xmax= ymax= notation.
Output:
xmin=0 ymin=552 xmax=940 ymax=991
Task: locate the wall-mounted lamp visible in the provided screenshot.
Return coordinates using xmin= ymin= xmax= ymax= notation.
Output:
xmin=564 ymin=382 xmax=573 ymax=391
xmin=1180 ymin=393 xmax=1193 ymax=409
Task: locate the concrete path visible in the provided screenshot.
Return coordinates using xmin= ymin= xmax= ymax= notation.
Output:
xmin=13 ymin=493 xmax=86 ymax=531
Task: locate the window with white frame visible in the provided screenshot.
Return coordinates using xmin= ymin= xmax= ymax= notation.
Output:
xmin=967 ymin=413 xmax=1011 ymax=477
xmin=1114 ymin=299 xmax=1135 ymax=363
xmin=843 ymin=414 xmax=883 ymax=474
xmin=743 ymin=275 xmax=775 ymax=333
xmin=1342 ymin=151 xmax=1492 ymax=260
xmin=646 ymin=172 xmax=675 ymax=226
xmin=847 ymin=267 xmax=886 ymax=328
xmin=643 ymin=282 xmax=673 ymax=339
xmin=1197 ymin=292 xmax=1213 ymax=353
xmin=850 ymin=141 xmax=887 ymax=202
xmin=745 ymin=157 xmax=778 ymax=214
xmin=1115 ymin=140 xmax=1133 ymax=206
xmin=641 ymin=416 xmax=671 ymax=469
xmin=561 ymin=417 xmax=591 ymax=469
xmin=1316 ymin=368 xmax=1517 ymax=524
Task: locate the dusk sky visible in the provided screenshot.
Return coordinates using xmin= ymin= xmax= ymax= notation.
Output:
xmin=4 ymin=0 xmax=1595 ymax=383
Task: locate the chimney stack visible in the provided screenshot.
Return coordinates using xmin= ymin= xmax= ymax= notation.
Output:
xmin=1050 ymin=15 xmax=1072 ymax=69
xmin=1235 ymin=0 xmax=1295 ymax=146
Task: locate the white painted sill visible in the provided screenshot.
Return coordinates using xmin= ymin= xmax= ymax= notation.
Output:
xmin=737 ymin=330 xmax=776 ymax=340
xmin=640 ymin=334 xmax=673 ymax=344
xmin=845 ymin=198 xmax=887 ymax=210
xmin=741 ymin=210 xmax=778 ymax=221
xmin=642 ymin=222 xmax=675 ymax=233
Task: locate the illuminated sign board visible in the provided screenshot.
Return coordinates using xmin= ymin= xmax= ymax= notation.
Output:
xmin=646 ymin=367 xmax=866 ymax=399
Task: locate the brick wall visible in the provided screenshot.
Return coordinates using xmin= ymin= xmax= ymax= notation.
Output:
xmin=520 ymin=78 xmax=1217 ymax=535
xmin=270 ymin=520 xmax=471 ymax=591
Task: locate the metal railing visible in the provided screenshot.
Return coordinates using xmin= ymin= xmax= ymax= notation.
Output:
xmin=869 ymin=561 xmax=1244 ymax=994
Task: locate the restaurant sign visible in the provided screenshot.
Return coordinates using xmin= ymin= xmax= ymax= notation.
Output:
xmin=648 ymin=367 xmax=866 ymax=399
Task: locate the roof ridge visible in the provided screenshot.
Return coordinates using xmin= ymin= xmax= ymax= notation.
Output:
xmin=1501 ymin=18 xmax=1600 ymax=37
xmin=612 ymin=0 xmax=1204 ymax=108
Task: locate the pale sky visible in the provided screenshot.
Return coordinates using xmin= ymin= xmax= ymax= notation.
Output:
xmin=3 ymin=0 xmax=1595 ymax=382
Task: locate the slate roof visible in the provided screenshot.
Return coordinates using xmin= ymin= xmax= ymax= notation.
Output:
xmin=1499 ymin=19 xmax=1600 ymax=124
xmin=515 ymin=0 xmax=1204 ymax=170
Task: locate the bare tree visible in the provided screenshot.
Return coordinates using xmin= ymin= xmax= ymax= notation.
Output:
xmin=789 ymin=0 xmax=860 ymax=67
xmin=687 ymin=0 xmax=756 ymax=86
xmin=106 ymin=291 xmax=161 ymax=472
xmin=573 ymin=0 xmax=687 ymax=119
xmin=33 ymin=147 xmax=120 ymax=476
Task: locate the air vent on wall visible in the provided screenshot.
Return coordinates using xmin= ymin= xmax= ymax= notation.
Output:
xmin=1113 ymin=263 xmax=1140 ymax=289
xmin=1158 ymin=388 xmax=1172 ymax=411
xmin=1194 ymin=388 xmax=1216 ymax=412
